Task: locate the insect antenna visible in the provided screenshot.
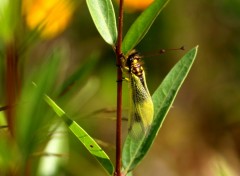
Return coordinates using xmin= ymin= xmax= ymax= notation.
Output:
xmin=141 ymin=46 xmax=185 ymax=58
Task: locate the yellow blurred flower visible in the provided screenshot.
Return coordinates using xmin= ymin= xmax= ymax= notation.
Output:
xmin=119 ymin=0 xmax=154 ymax=11
xmin=22 ymin=0 xmax=74 ymax=38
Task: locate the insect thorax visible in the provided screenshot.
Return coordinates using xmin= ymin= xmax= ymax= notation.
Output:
xmin=126 ymin=51 xmax=144 ymax=78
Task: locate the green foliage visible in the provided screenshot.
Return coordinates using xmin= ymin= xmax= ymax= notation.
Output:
xmin=122 ymin=0 xmax=169 ymax=54
xmin=16 ymin=50 xmax=61 ymax=161
xmin=86 ymin=0 xmax=118 ymax=46
xmin=57 ymin=51 xmax=100 ymax=97
xmin=122 ymin=46 xmax=198 ymax=174
xmin=37 ymin=123 xmax=68 ymax=176
xmin=0 ymin=0 xmax=199 ymax=175
xmin=87 ymin=1 xmax=198 ymax=175
xmin=45 ymin=95 xmax=114 ymax=175
xmin=0 ymin=0 xmax=20 ymax=42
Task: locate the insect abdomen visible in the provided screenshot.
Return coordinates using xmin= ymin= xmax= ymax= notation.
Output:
xmin=128 ymin=72 xmax=154 ymax=140
xmin=124 ymin=50 xmax=154 ymax=140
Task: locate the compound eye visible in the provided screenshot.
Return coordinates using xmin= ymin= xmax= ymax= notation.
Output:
xmin=133 ymin=59 xmax=138 ymax=64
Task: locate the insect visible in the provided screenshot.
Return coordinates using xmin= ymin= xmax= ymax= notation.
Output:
xmin=121 ymin=50 xmax=154 ymax=140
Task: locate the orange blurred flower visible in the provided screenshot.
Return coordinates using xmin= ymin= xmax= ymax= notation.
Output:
xmin=22 ymin=0 xmax=74 ymax=38
xmin=120 ymin=0 xmax=154 ymax=11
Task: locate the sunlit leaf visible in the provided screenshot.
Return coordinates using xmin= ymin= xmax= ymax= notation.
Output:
xmin=0 ymin=0 xmax=20 ymax=42
xmin=122 ymin=46 xmax=198 ymax=174
xmin=45 ymin=95 xmax=114 ymax=176
xmin=37 ymin=123 xmax=68 ymax=175
xmin=0 ymin=130 xmax=20 ymax=174
xmin=122 ymin=0 xmax=169 ymax=54
xmin=86 ymin=0 xmax=117 ymax=45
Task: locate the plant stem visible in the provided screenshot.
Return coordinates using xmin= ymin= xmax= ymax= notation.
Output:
xmin=6 ymin=41 xmax=19 ymax=137
xmin=115 ymin=0 xmax=124 ymax=175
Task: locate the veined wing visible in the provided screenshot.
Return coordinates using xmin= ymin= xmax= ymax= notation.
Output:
xmin=128 ymin=71 xmax=154 ymax=140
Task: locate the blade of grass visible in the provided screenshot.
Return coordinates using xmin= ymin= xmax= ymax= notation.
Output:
xmin=37 ymin=123 xmax=68 ymax=175
xmin=122 ymin=0 xmax=169 ymax=54
xmin=86 ymin=0 xmax=117 ymax=45
xmin=58 ymin=52 xmax=100 ymax=97
xmin=0 ymin=138 xmax=18 ymax=174
xmin=16 ymin=50 xmax=61 ymax=158
xmin=0 ymin=0 xmax=20 ymax=42
xmin=122 ymin=46 xmax=198 ymax=174
xmin=45 ymin=95 xmax=114 ymax=176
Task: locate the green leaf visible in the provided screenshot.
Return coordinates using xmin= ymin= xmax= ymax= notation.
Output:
xmin=45 ymin=96 xmax=114 ymax=176
xmin=37 ymin=123 xmax=68 ymax=176
xmin=0 ymin=136 xmax=18 ymax=173
xmin=16 ymin=50 xmax=61 ymax=158
xmin=58 ymin=51 xmax=99 ymax=97
xmin=86 ymin=0 xmax=117 ymax=45
xmin=122 ymin=0 xmax=170 ymax=54
xmin=126 ymin=172 xmax=133 ymax=176
xmin=122 ymin=46 xmax=198 ymax=174
xmin=0 ymin=0 xmax=20 ymax=42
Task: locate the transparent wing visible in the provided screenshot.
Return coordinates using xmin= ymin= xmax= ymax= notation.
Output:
xmin=128 ymin=71 xmax=154 ymax=140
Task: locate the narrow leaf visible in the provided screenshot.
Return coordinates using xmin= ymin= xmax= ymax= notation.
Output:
xmin=58 ymin=52 xmax=99 ymax=97
xmin=45 ymin=96 xmax=114 ymax=176
xmin=86 ymin=0 xmax=117 ymax=45
xmin=0 ymin=0 xmax=20 ymax=42
xmin=122 ymin=0 xmax=169 ymax=54
xmin=37 ymin=123 xmax=68 ymax=175
xmin=122 ymin=46 xmax=198 ymax=174
xmin=16 ymin=50 xmax=61 ymax=157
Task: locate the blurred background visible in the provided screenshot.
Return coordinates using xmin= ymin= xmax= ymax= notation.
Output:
xmin=1 ymin=0 xmax=240 ymax=175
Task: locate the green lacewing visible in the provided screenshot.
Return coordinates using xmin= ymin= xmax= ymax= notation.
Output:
xmin=121 ymin=50 xmax=154 ymax=140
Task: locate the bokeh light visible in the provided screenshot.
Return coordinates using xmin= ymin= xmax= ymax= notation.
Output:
xmin=22 ymin=0 xmax=74 ymax=38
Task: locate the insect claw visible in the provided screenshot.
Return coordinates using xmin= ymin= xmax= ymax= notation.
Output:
xmin=116 ymin=77 xmax=129 ymax=82
xmin=119 ymin=52 xmax=124 ymax=59
xmin=123 ymin=77 xmax=129 ymax=82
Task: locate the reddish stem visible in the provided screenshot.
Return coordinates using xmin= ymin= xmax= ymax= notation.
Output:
xmin=115 ymin=0 xmax=124 ymax=175
xmin=5 ymin=42 xmax=19 ymax=137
